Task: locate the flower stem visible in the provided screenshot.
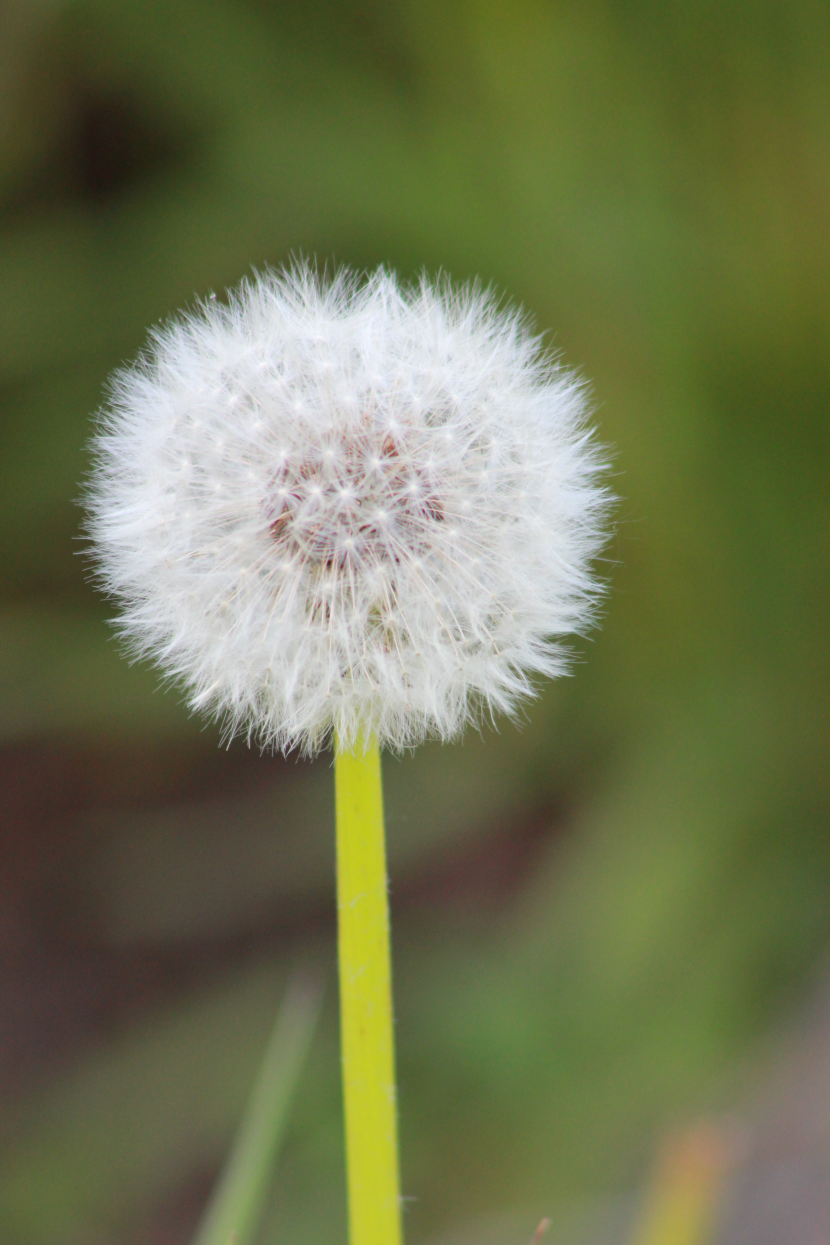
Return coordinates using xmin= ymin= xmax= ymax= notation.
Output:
xmin=335 ymin=737 xmax=403 ymax=1245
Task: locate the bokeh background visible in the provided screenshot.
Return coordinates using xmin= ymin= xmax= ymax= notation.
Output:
xmin=1 ymin=1 xmax=829 ymax=1242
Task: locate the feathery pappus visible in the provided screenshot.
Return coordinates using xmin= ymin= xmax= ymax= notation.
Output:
xmin=86 ymin=263 xmax=611 ymax=753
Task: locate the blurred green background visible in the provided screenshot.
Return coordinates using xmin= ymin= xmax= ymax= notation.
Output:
xmin=0 ymin=1 xmax=828 ymax=1242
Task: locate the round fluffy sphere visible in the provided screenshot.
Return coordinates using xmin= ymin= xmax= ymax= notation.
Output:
xmin=86 ymin=264 xmax=610 ymax=754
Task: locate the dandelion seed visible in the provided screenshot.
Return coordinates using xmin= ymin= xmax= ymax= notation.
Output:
xmin=85 ymin=261 xmax=611 ymax=755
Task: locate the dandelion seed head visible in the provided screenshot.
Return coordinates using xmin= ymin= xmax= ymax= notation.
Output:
xmin=86 ymin=262 xmax=611 ymax=754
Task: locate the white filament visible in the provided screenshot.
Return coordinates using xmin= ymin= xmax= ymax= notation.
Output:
xmin=86 ymin=263 xmax=611 ymax=753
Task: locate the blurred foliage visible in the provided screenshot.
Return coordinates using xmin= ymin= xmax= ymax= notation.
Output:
xmin=0 ymin=0 xmax=828 ymax=1242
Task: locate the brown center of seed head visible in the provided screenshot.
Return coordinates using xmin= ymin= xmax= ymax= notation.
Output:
xmin=267 ymin=429 xmax=443 ymax=574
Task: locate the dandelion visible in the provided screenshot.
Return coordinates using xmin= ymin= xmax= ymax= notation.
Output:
xmin=85 ymin=261 xmax=611 ymax=1245
xmin=87 ymin=263 xmax=608 ymax=754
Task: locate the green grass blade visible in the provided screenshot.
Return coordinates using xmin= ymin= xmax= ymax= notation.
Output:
xmin=192 ymin=971 xmax=324 ymax=1245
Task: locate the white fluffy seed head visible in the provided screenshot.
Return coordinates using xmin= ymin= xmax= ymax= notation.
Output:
xmin=85 ymin=263 xmax=612 ymax=754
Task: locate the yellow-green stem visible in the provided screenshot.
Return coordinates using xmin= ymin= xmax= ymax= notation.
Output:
xmin=335 ymin=736 xmax=403 ymax=1245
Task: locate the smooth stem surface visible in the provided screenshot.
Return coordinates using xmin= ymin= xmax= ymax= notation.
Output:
xmin=335 ymin=738 xmax=403 ymax=1245
xmin=192 ymin=972 xmax=323 ymax=1245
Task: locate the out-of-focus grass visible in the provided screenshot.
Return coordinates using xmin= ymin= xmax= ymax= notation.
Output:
xmin=627 ymin=1123 xmax=730 ymax=1245
xmin=193 ymin=972 xmax=322 ymax=1245
xmin=0 ymin=0 xmax=828 ymax=1242
xmin=0 ymin=960 xmax=337 ymax=1243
